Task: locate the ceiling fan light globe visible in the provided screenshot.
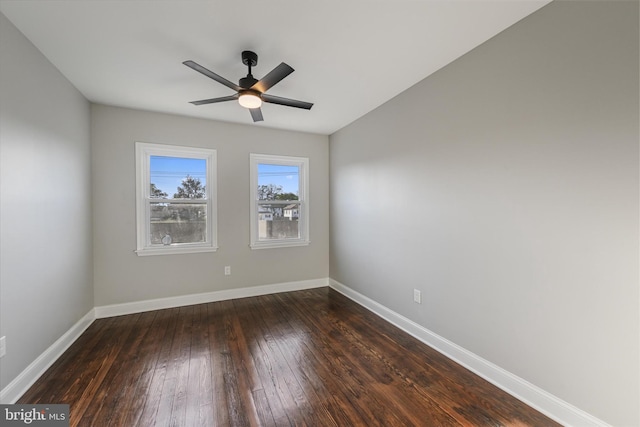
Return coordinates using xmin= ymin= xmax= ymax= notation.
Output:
xmin=238 ymin=93 xmax=262 ymax=109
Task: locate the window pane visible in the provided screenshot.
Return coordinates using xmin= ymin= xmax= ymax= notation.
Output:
xmin=257 ymin=203 xmax=300 ymax=240
xmin=150 ymin=156 xmax=207 ymax=199
xmin=150 ymin=202 xmax=207 ymax=244
xmin=257 ymin=164 xmax=299 ymax=201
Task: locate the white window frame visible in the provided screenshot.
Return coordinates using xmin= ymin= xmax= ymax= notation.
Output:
xmin=135 ymin=142 xmax=217 ymax=256
xmin=250 ymin=153 xmax=309 ymax=249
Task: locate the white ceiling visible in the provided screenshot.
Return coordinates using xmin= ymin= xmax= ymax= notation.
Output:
xmin=0 ymin=0 xmax=551 ymax=135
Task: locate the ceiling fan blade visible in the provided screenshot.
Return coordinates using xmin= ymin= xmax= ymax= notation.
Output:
xmin=183 ymin=60 xmax=241 ymax=92
xmin=251 ymin=63 xmax=294 ymax=93
xmin=262 ymin=94 xmax=313 ymax=110
xmin=249 ymin=107 xmax=264 ymax=122
xmin=189 ymin=94 xmax=239 ymax=105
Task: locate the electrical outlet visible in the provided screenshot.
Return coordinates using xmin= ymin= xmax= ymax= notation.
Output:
xmin=224 ymin=266 xmax=231 ymax=276
xmin=413 ymin=289 xmax=422 ymax=304
xmin=0 ymin=336 xmax=6 ymax=358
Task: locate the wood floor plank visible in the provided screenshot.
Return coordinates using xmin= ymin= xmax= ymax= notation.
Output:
xmin=205 ymin=301 xmax=231 ymax=427
xmin=251 ymin=295 xmax=323 ymax=425
xmin=116 ymin=309 xmax=173 ymax=427
xmin=16 ymin=287 xmax=561 ymax=427
xmin=170 ymin=305 xmax=196 ymax=427
xmin=185 ymin=303 xmax=215 ymax=427
xmin=209 ymin=299 xmax=262 ymax=426
xmin=223 ymin=300 xmax=261 ymax=427
xmin=232 ymin=297 xmax=292 ymax=426
xmin=136 ymin=307 xmax=180 ymax=426
xmin=149 ymin=305 xmax=192 ymax=427
xmin=236 ymin=295 xmax=305 ymax=425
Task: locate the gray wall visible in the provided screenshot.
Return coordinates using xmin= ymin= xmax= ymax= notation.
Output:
xmin=91 ymin=105 xmax=329 ymax=306
xmin=329 ymin=2 xmax=639 ymax=426
xmin=0 ymin=13 xmax=93 ymax=390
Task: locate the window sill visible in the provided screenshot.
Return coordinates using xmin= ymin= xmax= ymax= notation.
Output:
xmin=250 ymin=240 xmax=310 ymax=250
xmin=135 ymin=245 xmax=218 ymax=256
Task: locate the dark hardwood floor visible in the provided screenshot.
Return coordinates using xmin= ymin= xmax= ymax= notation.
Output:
xmin=18 ymin=287 xmax=560 ymax=426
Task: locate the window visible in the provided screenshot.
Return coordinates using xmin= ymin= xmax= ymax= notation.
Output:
xmin=135 ymin=142 xmax=217 ymax=256
xmin=250 ymin=154 xmax=309 ymax=249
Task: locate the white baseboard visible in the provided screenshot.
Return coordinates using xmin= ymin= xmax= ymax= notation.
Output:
xmin=0 ymin=309 xmax=96 ymax=404
xmin=94 ymin=277 xmax=328 ymax=318
xmin=329 ymin=278 xmax=609 ymax=427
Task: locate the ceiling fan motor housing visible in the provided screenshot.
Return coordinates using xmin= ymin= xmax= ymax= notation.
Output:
xmin=239 ymin=76 xmax=258 ymax=89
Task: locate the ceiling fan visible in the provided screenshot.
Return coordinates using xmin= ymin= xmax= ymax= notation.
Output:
xmin=183 ymin=51 xmax=313 ymax=122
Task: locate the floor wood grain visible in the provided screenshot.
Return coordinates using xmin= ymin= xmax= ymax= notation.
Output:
xmin=18 ymin=287 xmax=560 ymax=426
